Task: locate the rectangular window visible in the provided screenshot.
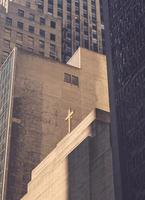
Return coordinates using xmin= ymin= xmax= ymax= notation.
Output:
xmin=64 ymin=73 xmax=71 ymax=83
xmin=57 ymin=8 xmax=63 ymax=17
xmin=84 ymin=39 xmax=89 ymax=48
xmin=29 ymin=14 xmax=35 ymax=21
xmin=18 ymin=9 xmax=24 ymax=17
xmin=29 ymin=25 xmax=34 ymax=33
xmin=72 ymin=75 xmax=79 ymax=86
xmin=93 ymin=43 xmax=97 ymax=51
xmin=64 ymin=73 xmax=79 ymax=86
xmin=17 ymin=21 xmax=24 ymax=30
xmin=50 ymin=21 xmax=56 ymax=28
xmin=39 ymin=29 xmax=45 ymax=38
xmin=48 ymin=0 xmax=53 ymax=14
xmin=5 ymin=17 xmax=12 ymax=26
xmin=50 ymin=43 xmax=55 ymax=52
xmin=39 ymin=40 xmax=45 ymax=48
xmin=40 ymin=17 xmax=45 ymax=25
xmin=50 ymin=43 xmax=56 ymax=58
xmin=50 ymin=33 xmax=55 ymax=41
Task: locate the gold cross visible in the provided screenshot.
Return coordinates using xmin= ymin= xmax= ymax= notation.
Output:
xmin=65 ymin=108 xmax=74 ymax=133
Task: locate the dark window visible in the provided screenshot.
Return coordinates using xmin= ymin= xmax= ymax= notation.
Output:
xmin=64 ymin=73 xmax=71 ymax=83
xmin=72 ymin=75 xmax=79 ymax=86
xmin=50 ymin=21 xmax=56 ymax=28
xmin=5 ymin=17 xmax=12 ymax=26
xmin=84 ymin=39 xmax=89 ymax=48
xmin=48 ymin=0 xmax=53 ymax=14
xmin=64 ymin=73 xmax=79 ymax=86
xmin=39 ymin=40 xmax=45 ymax=48
xmin=50 ymin=43 xmax=56 ymax=53
xmin=18 ymin=9 xmax=24 ymax=17
xmin=29 ymin=14 xmax=35 ymax=21
xmin=50 ymin=43 xmax=56 ymax=58
xmin=93 ymin=43 xmax=97 ymax=51
xmin=58 ymin=0 xmax=62 ymax=8
xmin=17 ymin=22 xmax=23 ymax=30
xmin=58 ymin=9 xmax=63 ymax=16
xmin=40 ymin=17 xmax=45 ymax=25
xmin=39 ymin=29 xmax=45 ymax=38
xmin=93 ymin=32 xmax=97 ymax=38
xmin=29 ymin=26 xmax=34 ymax=33
xmin=50 ymin=34 xmax=55 ymax=41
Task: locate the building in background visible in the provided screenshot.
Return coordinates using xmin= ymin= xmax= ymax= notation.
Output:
xmin=0 ymin=1 xmax=62 ymax=65
xmin=103 ymin=1 xmax=145 ymax=200
xmin=21 ymin=109 xmax=114 ymax=200
xmin=0 ymin=47 xmax=109 ymax=200
xmin=1 ymin=0 xmax=105 ymax=62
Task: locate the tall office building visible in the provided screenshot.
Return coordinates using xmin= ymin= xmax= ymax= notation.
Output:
xmin=2 ymin=0 xmax=104 ymax=62
xmin=0 ymin=1 xmax=62 ymax=65
xmin=103 ymin=1 xmax=145 ymax=200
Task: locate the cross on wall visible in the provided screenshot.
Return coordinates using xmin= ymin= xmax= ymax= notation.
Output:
xmin=65 ymin=108 xmax=74 ymax=133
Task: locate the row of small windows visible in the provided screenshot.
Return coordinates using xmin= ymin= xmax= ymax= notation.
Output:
xmin=47 ymin=0 xmax=97 ymax=19
xmin=6 ymin=16 xmax=56 ymax=28
xmin=64 ymin=73 xmax=79 ymax=86
xmin=5 ymin=19 xmax=56 ymax=40
xmin=4 ymin=28 xmax=56 ymax=44
xmin=2 ymin=43 xmax=56 ymax=64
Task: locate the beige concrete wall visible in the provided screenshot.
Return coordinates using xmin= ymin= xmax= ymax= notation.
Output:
xmin=20 ymin=110 xmax=114 ymax=200
xmin=68 ymin=48 xmax=109 ymax=112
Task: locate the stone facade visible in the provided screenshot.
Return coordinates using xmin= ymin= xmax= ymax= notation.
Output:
xmin=0 ymin=47 xmax=109 ymax=200
xmin=21 ymin=109 xmax=114 ymax=200
xmin=5 ymin=0 xmax=104 ymax=62
xmin=0 ymin=1 xmax=62 ymax=66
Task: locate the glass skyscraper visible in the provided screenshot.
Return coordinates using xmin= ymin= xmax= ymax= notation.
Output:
xmin=0 ymin=49 xmax=15 ymax=200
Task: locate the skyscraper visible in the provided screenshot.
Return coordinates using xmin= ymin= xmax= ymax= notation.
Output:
xmin=0 ymin=1 xmax=62 ymax=65
xmin=1 ymin=0 xmax=104 ymax=62
xmin=103 ymin=1 xmax=145 ymax=200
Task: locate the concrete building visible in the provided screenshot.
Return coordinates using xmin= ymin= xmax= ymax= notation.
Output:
xmin=3 ymin=0 xmax=105 ymax=62
xmin=0 ymin=47 xmax=109 ymax=200
xmin=0 ymin=1 xmax=62 ymax=66
xmin=103 ymin=1 xmax=145 ymax=200
xmin=21 ymin=109 xmax=114 ymax=200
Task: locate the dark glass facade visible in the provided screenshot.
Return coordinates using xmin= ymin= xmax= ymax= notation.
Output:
xmin=0 ymin=49 xmax=15 ymax=199
xmin=104 ymin=1 xmax=145 ymax=200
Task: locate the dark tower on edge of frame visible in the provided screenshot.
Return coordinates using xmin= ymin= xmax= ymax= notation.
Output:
xmin=103 ymin=1 xmax=145 ymax=200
